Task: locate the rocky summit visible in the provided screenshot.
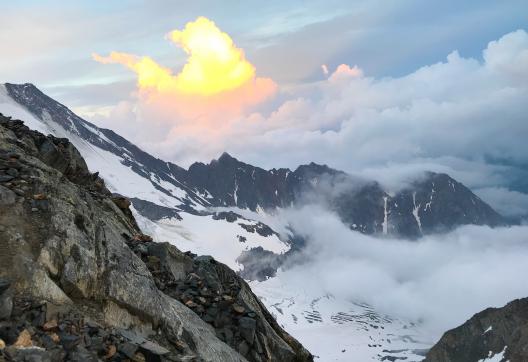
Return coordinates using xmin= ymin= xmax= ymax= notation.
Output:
xmin=0 ymin=114 xmax=312 ymax=361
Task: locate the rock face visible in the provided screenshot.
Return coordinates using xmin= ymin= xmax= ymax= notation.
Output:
xmin=0 ymin=114 xmax=312 ymax=361
xmin=126 ymin=239 xmax=309 ymax=361
xmin=424 ymin=298 xmax=528 ymax=362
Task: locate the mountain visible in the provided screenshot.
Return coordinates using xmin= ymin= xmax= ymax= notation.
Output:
xmin=0 ymin=82 xmax=509 ymax=361
xmin=424 ymin=298 xmax=528 ymax=362
xmin=1 ymin=82 xmax=504 ymax=242
xmin=183 ymin=153 xmax=504 ymax=238
xmin=0 ymin=115 xmax=312 ymax=361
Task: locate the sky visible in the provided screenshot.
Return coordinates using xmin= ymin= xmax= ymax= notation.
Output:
xmin=2 ymin=1 xmax=528 ymax=347
xmin=2 ymin=0 xmax=528 ymax=217
xmin=2 ymin=1 xmax=526 ymax=100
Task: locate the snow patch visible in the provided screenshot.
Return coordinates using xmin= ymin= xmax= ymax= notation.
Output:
xmin=382 ymin=196 xmax=389 ymax=234
xmin=478 ymin=346 xmax=508 ymax=362
xmin=424 ymin=188 xmax=435 ymax=212
xmin=234 ymin=177 xmax=239 ymax=206
xmin=133 ymin=210 xmax=289 ymax=271
xmin=412 ymin=192 xmax=423 ymax=234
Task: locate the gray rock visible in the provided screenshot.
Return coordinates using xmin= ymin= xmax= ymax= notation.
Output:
xmin=130 ymin=197 xmax=182 ymax=221
xmin=0 ymin=185 xmax=15 ymax=206
xmin=6 ymin=168 xmax=18 ymax=177
xmin=195 ymin=255 xmax=215 ymax=263
xmin=0 ymin=279 xmax=12 ymax=320
xmin=0 ymin=279 xmax=9 ymax=294
xmin=0 ymin=175 xmax=14 ymax=182
xmin=119 ymin=342 xmax=138 ymax=358
xmin=238 ymin=340 xmax=250 ymax=357
xmin=4 ymin=346 xmax=54 ymax=362
xmin=238 ymin=317 xmax=257 ymax=344
xmin=0 ymin=115 xmax=312 ymax=362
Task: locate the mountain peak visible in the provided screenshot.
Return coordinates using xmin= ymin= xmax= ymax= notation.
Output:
xmin=5 ymin=82 xmax=38 ymax=91
xmin=294 ymin=162 xmax=341 ymax=177
xmin=217 ymin=151 xmax=237 ymax=163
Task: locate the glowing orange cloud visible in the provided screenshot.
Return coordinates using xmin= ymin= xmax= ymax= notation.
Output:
xmin=93 ymin=16 xmax=274 ymax=98
xmin=167 ymin=17 xmax=255 ymax=95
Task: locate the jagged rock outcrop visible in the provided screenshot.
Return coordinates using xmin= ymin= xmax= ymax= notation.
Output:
xmin=0 ymin=114 xmax=312 ymax=361
xmin=125 ymin=239 xmax=309 ymax=361
xmin=424 ymin=298 xmax=528 ymax=362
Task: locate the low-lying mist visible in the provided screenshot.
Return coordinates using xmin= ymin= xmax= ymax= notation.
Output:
xmin=271 ymin=204 xmax=528 ymax=338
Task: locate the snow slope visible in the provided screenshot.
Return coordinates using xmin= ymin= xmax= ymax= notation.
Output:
xmin=250 ymin=273 xmax=431 ymax=361
xmin=0 ymin=84 xmax=49 ymax=134
xmin=134 ymin=210 xmax=289 ymax=271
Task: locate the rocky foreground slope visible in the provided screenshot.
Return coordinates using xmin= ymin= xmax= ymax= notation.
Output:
xmin=424 ymin=298 xmax=528 ymax=362
xmin=0 ymin=114 xmax=312 ymax=361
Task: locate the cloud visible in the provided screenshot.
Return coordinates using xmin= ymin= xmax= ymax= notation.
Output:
xmin=166 ymin=16 xmax=257 ymax=95
xmin=88 ymin=29 xmax=528 ymax=215
xmin=484 ymin=29 xmax=528 ymax=84
xmin=328 ymin=64 xmax=363 ymax=81
xmin=93 ymin=16 xmax=276 ymax=129
xmin=96 ymin=29 xmax=527 ymax=163
xmin=271 ymin=204 xmax=528 ymax=339
xmin=475 ymin=187 xmax=528 ymax=218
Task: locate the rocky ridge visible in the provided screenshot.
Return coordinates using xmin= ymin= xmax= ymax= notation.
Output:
xmin=0 ymin=113 xmax=312 ymax=361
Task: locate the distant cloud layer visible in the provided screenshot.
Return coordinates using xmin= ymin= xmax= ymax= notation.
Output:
xmin=271 ymin=204 xmax=528 ymax=339
xmin=90 ymin=30 xmax=528 ymax=216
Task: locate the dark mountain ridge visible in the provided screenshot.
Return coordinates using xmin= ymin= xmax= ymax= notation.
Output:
xmin=181 ymin=152 xmax=505 ymax=238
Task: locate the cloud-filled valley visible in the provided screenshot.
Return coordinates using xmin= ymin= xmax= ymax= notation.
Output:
xmin=263 ymin=204 xmax=528 ymax=339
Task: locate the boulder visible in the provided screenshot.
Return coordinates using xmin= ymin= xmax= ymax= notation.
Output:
xmin=0 ymin=279 xmax=12 ymax=320
xmin=0 ymin=186 xmax=15 ymax=206
xmin=239 ymin=317 xmax=257 ymax=344
xmin=111 ymin=194 xmax=131 ymax=209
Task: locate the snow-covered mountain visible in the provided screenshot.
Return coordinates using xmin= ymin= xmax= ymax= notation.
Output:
xmin=0 ymin=82 xmax=508 ymax=361
xmin=1 ymin=83 xmax=504 ymax=238
xmin=0 ymin=82 xmax=291 ymax=272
